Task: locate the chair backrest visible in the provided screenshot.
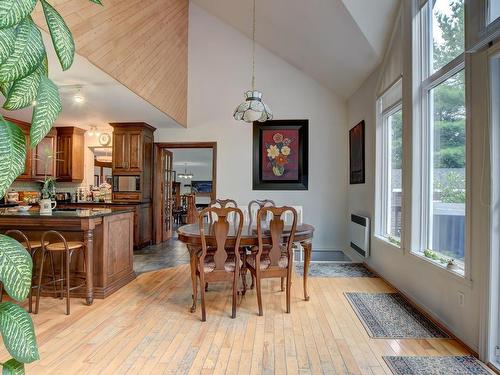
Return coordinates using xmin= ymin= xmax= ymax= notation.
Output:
xmin=5 ymin=230 xmax=30 ymax=252
xmin=199 ymin=206 xmax=244 ymax=273
xmin=209 ymin=199 xmax=238 ymax=225
xmin=256 ymin=206 xmax=297 ymax=268
xmin=248 ymin=199 xmax=275 ymax=228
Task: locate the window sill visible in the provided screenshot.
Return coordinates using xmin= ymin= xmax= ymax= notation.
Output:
xmin=408 ymin=251 xmax=472 ymax=287
xmin=374 ymin=234 xmax=403 ymax=252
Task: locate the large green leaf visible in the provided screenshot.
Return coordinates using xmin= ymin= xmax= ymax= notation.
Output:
xmin=41 ymin=0 xmax=74 ymax=71
xmin=0 ymin=18 xmax=45 ymax=83
xmin=0 ymin=0 xmax=37 ymax=29
xmin=3 ymin=56 xmax=47 ymax=110
xmin=30 ymin=75 xmax=61 ymax=147
xmin=0 ymin=235 xmax=32 ymax=301
xmin=0 ymin=81 xmax=13 ymax=97
xmin=2 ymin=358 xmax=24 ymax=375
xmin=0 ymin=27 xmax=16 ymax=65
xmin=0 ymin=118 xmax=26 ymax=199
xmin=0 ymin=302 xmax=38 ymax=363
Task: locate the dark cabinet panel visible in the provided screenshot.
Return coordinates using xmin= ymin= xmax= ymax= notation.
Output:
xmin=31 ymin=131 xmax=57 ymax=179
xmin=56 ymin=127 xmax=85 ymax=182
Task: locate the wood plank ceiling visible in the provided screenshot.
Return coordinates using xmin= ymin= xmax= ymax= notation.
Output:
xmin=32 ymin=0 xmax=188 ymax=127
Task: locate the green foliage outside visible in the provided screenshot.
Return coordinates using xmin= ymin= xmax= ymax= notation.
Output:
xmin=0 ymin=0 xmax=101 ymax=373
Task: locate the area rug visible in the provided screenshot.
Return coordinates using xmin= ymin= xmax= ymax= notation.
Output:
xmin=383 ymin=356 xmax=491 ymax=375
xmin=344 ymin=292 xmax=449 ymax=338
xmin=294 ymin=262 xmax=376 ymax=277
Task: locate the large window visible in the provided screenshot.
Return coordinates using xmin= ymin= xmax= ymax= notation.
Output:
xmin=417 ymin=0 xmax=466 ymax=271
xmin=376 ymin=80 xmax=403 ymax=246
xmin=488 ymin=0 xmax=500 ymax=24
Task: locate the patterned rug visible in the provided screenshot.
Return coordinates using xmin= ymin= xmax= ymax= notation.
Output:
xmin=344 ymin=292 xmax=449 ymax=338
xmin=384 ymin=356 xmax=491 ymax=375
xmin=294 ymin=262 xmax=376 ymax=277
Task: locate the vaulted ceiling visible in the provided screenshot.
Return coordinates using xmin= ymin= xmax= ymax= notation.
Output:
xmin=193 ymin=0 xmax=400 ymax=98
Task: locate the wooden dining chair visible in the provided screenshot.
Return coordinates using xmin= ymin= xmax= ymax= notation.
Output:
xmin=245 ymin=199 xmax=276 ymax=290
xmin=245 ymin=206 xmax=297 ymax=316
xmin=196 ymin=206 xmax=244 ymax=321
xmin=208 ymin=198 xmax=238 ymax=225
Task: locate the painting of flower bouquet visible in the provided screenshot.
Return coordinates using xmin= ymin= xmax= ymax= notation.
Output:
xmin=253 ymin=120 xmax=308 ymax=190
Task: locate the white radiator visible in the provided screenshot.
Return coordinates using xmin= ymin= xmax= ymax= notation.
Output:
xmin=350 ymin=214 xmax=370 ymax=258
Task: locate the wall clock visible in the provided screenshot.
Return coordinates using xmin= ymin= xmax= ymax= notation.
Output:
xmin=98 ymin=132 xmax=111 ymax=146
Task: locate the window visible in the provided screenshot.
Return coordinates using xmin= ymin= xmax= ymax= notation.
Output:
xmin=417 ymin=0 xmax=466 ymax=272
xmin=488 ymin=0 xmax=500 ymax=24
xmin=376 ymin=80 xmax=403 ymax=246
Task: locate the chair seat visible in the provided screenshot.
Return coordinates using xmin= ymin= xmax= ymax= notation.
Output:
xmin=46 ymin=241 xmax=84 ymax=251
xmin=203 ymin=254 xmax=241 ymax=273
xmin=21 ymin=240 xmax=49 ymax=249
xmin=246 ymin=253 xmax=288 ymax=270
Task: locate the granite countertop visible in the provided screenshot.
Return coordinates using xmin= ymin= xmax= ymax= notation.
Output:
xmin=0 ymin=207 xmax=135 ymax=218
xmin=56 ymin=201 xmax=144 ymax=205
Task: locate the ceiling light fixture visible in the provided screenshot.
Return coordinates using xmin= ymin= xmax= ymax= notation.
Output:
xmin=73 ymin=87 xmax=85 ymax=104
xmin=233 ymin=0 xmax=273 ymax=123
xmin=178 ymin=163 xmax=193 ymax=179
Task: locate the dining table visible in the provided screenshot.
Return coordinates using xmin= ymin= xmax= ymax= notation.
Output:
xmin=177 ymin=222 xmax=315 ymax=313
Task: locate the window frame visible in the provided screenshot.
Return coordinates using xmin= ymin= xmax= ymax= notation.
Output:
xmin=380 ymin=101 xmax=403 ymax=244
xmin=413 ymin=0 xmax=468 ymax=276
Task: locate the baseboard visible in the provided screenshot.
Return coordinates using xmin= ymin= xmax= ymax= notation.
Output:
xmin=363 ymin=262 xmax=479 ymax=358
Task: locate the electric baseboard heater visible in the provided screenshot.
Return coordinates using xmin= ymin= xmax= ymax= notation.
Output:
xmin=350 ymin=214 xmax=370 ymax=258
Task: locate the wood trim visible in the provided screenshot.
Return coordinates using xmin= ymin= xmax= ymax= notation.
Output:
xmin=153 ymin=142 xmax=217 ymax=244
xmin=362 ymin=262 xmax=480 ymax=358
xmin=488 ymin=363 xmax=500 ymax=375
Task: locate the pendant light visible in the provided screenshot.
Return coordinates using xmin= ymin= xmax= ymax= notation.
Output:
xmin=178 ymin=163 xmax=193 ymax=179
xmin=233 ymin=0 xmax=273 ymax=123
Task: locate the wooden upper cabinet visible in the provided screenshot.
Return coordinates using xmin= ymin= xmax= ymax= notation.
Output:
xmin=6 ymin=118 xmax=32 ymax=180
xmin=128 ymin=131 xmax=143 ymax=172
xmin=31 ymin=129 xmax=57 ymax=179
xmin=56 ymin=127 xmax=85 ymax=182
xmin=110 ymin=123 xmax=156 ymax=203
xmin=110 ymin=123 xmax=154 ymax=174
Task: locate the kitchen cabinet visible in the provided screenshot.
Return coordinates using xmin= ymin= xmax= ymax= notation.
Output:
xmin=56 ymin=127 xmax=85 ymax=182
xmin=6 ymin=117 xmax=57 ymax=181
xmin=110 ymin=122 xmax=155 ymax=202
xmin=31 ymin=131 xmax=57 ymax=179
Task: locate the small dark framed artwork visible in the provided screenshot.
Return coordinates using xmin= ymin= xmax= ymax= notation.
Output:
xmin=253 ymin=119 xmax=308 ymax=190
xmin=349 ymin=120 xmax=365 ymax=184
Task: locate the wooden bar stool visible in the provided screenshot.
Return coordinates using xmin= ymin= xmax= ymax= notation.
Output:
xmin=35 ymin=231 xmax=87 ymax=315
xmin=4 ymin=230 xmax=50 ymax=313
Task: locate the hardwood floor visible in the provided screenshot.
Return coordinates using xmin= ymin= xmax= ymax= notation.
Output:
xmin=5 ymin=265 xmax=488 ymax=374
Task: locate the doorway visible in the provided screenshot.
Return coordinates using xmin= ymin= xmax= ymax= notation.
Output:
xmin=153 ymin=142 xmax=217 ymax=243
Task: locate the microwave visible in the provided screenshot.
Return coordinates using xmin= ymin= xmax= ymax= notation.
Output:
xmin=112 ymin=176 xmax=141 ymax=192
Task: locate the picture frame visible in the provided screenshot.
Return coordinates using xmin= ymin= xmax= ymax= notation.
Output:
xmin=253 ymin=119 xmax=308 ymax=190
xmin=349 ymin=120 xmax=365 ymax=184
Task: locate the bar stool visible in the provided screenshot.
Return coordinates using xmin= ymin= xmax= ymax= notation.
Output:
xmin=35 ymin=231 xmax=87 ymax=315
xmin=3 ymin=230 xmax=50 ymax=313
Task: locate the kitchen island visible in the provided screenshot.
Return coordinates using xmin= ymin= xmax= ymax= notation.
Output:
xmin=0 ymin=208 xmax=136 ymax=303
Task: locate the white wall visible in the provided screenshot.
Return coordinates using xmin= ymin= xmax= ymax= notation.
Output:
xmin=154 ymin=4 xmax=349 ymax=252
xmin=346 ymin=59 xmax=481 ymax=351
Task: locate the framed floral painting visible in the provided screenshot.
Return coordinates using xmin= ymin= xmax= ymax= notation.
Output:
xmin=252 ymin=120 xmax=308 ymax=190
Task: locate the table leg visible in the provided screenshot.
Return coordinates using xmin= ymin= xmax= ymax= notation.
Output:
xmin=187 ymin=245 xmax=199 ymax=313
xmin=84 ymin=229 xmax=94 ymax=305
xmin=301 ymin=241 xmax=312 ymax=301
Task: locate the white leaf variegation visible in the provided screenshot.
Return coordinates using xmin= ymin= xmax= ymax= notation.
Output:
xmin=0 ymin=302 xmax=39 ymax=363
xmin=89 ymin=0 xmax=103 ymax=5
xmin=0 ymin=117 xmax=26 ymax=198
xmin=0 ymin=0 xmax=37 ymax=29
xmin=41 ymin=0 xmax=74 ymax=71
xmin=0 ymin=17 xmax=45 ymax=83
xmin=0 ymin=27 xmax=16 ymax=64
xmin=30 ymin=75 xmax=61 ymax=147
xmin=3 ymin=56 xmax=47 ymax=110
xmin=0 ymin=235 xmax=32 ymax=302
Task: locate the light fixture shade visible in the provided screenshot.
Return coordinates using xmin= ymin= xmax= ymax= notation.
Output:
xmin=233 ymin=90 xmax=273 ymax=123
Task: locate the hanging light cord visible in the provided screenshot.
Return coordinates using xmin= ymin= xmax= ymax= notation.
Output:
xmin=251 ymin=0 xmax=256 ymax=91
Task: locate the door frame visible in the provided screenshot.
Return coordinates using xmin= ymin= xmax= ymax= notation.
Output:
xmin=153 ymin=142 xmax=217 ymax=244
